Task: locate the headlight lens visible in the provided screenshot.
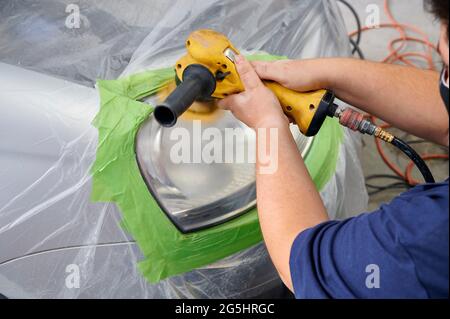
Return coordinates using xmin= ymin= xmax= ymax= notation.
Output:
xmin=136 ymin=94 xmax=313 ymax=233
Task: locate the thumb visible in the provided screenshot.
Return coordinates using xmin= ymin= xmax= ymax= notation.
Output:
xmin=234 ymin=55 xmax=263 ymax=91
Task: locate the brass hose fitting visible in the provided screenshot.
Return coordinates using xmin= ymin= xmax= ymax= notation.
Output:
xmin=374 ymin=127 xmax=395 ymax=143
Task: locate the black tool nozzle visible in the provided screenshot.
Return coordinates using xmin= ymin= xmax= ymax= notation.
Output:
xmin=154 ymin=65 xmax=216 ymax=127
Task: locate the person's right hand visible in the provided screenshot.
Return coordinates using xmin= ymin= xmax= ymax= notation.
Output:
xmin=250 ymin=59 xmax=330 ymax=92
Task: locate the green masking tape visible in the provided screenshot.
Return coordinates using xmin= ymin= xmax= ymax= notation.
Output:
xmin=91 ymin=54 xmax=343 ymax=283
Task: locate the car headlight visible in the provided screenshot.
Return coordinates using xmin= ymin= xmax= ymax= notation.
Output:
xmin=136 ymin=103 xmax=313 ymax=233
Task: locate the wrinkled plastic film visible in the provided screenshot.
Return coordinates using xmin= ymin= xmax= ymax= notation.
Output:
xmin=0 ymin=0 xmax=368 ymax=298
xmin=91 ymin=58 xmax=345 ymax=282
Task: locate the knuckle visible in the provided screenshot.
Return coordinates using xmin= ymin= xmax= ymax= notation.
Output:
xmin=254 ymin=62 xmax=268 ymax=75
xmin=273 ymin=62 xmax=292 ymax=86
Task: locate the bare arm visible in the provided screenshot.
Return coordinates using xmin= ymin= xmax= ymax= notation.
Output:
xmin=218 ymin=55 xmax=328 ymax=291
xmin=255 ymin=122 xmax=328 ymax=290
xmin=252 ymin=58 xmax=449 ymax=146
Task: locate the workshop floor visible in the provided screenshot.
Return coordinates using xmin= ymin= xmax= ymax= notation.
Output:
xmin=338 ymin=0 xmax=449 ymax=211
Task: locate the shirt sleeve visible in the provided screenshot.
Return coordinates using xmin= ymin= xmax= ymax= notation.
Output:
xmin=289 ymin=204 xmax=431 ymax=299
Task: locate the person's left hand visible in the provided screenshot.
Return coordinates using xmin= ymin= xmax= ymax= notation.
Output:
xmin=217 ymin=55 xmax=289 ymax=130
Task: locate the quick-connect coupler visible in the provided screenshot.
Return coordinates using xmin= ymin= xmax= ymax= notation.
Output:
xmin=334 ymin=107 xmax=394 ymax=142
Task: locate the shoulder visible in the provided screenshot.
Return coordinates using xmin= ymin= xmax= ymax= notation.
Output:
xmin=372 ymin=180 xmax=449 ymax=243
xmin=374 ymin=180 xmax=449 ymax=298
xmin=289 ymin=181 xmax=449 ymax=298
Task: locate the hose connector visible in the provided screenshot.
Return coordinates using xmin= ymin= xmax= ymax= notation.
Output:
xmin=333 ymin=106 xmax=435 ymax=184
xmin=334 ymin=107 xmax=375 ymax=135
xmin=374 ymin=127 xmax=395 ymax=143
xmin=334 ymin=107 xmax=394 ymax=142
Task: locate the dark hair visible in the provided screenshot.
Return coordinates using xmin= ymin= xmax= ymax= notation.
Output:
xmin=425 ymin=0 xmax=449 ymax=39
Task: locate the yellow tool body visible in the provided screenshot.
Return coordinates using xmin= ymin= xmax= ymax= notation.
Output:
xmin=176 ymin=30 xmax=244 ymax=98
xmin=155 ymin=29 xmax=336 ymax=136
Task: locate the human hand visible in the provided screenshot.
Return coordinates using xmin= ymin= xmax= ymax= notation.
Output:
xmin=217 ymin=55 xmax=289 ymax=129
xmin=250 ymin=59 xmax=329 ymax=92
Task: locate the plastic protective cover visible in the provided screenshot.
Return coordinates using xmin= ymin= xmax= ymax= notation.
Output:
xmin=92 ymin=57 xmax=346 ymax=283
xmin=0 ymin=0 xmax=368 ymax=298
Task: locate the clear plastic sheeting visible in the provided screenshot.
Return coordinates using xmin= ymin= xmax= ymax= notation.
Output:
xmin=0 ymin=0 xmax=172 ymax=86
xmin=0 ymin=0 xmax=368 ymax=298
xmin=0 ymin=0 xmax=351 ymax=86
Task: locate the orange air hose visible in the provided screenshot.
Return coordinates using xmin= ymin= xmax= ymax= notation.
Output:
xmin=348 ymin=0 xmax=448 ymax=186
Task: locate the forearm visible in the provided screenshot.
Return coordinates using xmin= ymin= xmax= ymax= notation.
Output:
xmin=319 ymin=58 xmax=448 ymax=146
xmin=256 ymin=124 xmax=328 ymax=290
xmin=220 ymin=55 xmax=330 ymax=291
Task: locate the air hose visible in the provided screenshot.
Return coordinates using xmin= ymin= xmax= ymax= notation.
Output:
xmin=333 ymin=106 xmax=436 ymax=184
xmin=390 ymin=137 xmax=435 ymax=183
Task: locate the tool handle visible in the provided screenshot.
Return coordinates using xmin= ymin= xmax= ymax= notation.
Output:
xmin=154 ymin=65 xmax=216 ymax=127
xmin=263 ymin=81 xmax=334 ymax=136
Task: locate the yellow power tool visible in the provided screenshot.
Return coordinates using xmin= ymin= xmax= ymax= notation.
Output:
xmin=154 ymin=29 xmax=337 ymax=136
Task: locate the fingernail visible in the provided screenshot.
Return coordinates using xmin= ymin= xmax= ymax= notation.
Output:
xmin=235 ymin=54 xmax=244 ymax=64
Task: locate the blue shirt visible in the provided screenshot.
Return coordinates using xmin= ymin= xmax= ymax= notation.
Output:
xmin=290 ymin=180 xmax=449 ymax=299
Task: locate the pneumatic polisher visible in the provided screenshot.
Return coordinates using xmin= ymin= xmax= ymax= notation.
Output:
xmin=153 ymin=29 xmax=337 ymax=137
